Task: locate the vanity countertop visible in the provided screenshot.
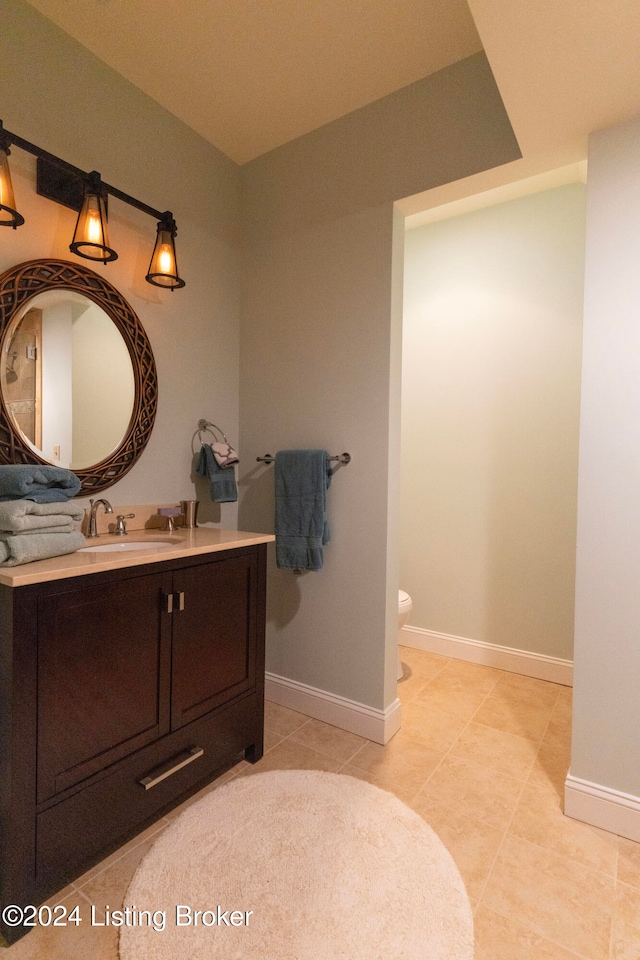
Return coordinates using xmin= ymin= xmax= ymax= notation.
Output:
xmin=0 ymin=527 xmax=275 ymax=588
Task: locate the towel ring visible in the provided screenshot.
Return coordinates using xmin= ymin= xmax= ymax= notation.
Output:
xmin=197 ymin=419 xmax=228 ymax=443
xmin=191 ymin=418 xmax=230 ymax=455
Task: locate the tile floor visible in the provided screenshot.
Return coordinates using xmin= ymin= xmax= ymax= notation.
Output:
xmin=5 ymin=645 xmax=640 ymax=958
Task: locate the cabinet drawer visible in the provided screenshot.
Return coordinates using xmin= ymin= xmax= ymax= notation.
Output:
xmin=35 ymin=693 xmax=262 ymax=892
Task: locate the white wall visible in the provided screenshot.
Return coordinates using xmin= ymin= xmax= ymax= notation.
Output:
xmin=571 ymin=118 xmax=640 ymax=802
xmin=0 ymin=0 xmax=242 ymax=523
xmin=71 ymin=301 xmax=135 ymax=468
xmin=401 ymin=183 xmax=586 ymax=661
xmin=41 ymin=301 xmax=73 ymax=466
xmin=239 ymin=53 xmax=521 ymax=713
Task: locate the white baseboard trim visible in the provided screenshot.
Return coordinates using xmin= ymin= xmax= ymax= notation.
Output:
xmin=400 ymin=625 xmax=573 ymax=686
xmin=564 ymin=772 xmax=640 ymax=842
xmin=265 ymin=672 xmax=401 ymax=745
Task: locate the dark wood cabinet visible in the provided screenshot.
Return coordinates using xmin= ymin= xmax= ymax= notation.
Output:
xmin=37 ymin=570 xmax=172 ymax=803
xmin=171 ymin=552 xmax=258 ymax=728
xmin=0 ymin=542 xmax=266 ymax=944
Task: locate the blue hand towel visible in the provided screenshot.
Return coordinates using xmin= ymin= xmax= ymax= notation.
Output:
xmin=0 ymin=464 xmax=81 ymax=503
xmin=196 ymin=444 xmax=238 ymax=503
xmin=274 ymin=450 xmax=332 ymax=571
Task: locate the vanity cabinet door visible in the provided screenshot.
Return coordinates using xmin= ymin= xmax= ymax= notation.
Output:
xmin=170 ymin=553 xmax=258 ymax=728
xmin=36 ymin=571 xmax=172 ymax=803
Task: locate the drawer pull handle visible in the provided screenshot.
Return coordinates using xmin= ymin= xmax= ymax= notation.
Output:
xmin=175 ymin=591 xmax=185 ymax=611
xmin=164 ymin=592 xmax=173 ymax=614
xmin=139 ymin=746 xmax=204 ymax=790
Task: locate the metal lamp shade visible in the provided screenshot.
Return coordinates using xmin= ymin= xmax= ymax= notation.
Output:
xmin=69 ymin=181 xmax=117 ymax=263
xmin=0 ymin=145 xmax=25 ymax=228
xmin=146 ymin=219 xmax=185 ymax=289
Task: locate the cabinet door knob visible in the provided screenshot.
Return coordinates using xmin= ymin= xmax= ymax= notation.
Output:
xmin=164 ymin=592 xmax=173 ymax=614
xmin=174 ymin=591 xmax=185 ymax=611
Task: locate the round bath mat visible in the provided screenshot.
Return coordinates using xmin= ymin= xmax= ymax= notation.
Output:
xmin=120 ymin=769 xmax=473 ymax=960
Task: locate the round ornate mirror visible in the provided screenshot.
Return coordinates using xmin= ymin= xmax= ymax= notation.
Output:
xmin=0 ymin=259 xmax=158 ymax=495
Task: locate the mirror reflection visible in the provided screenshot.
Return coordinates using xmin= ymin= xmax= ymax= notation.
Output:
xmin=1 ymin=290 xmax=135 ymax=470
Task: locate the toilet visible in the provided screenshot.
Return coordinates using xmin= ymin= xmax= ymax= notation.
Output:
xmin=397 ymin=589 xmax=413 ymax=680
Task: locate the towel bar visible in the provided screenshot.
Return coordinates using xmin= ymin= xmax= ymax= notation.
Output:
xmin=257 ymin=452 xmax=351 ymax=465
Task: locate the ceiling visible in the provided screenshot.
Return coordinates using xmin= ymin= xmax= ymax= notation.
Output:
xmin=24 ymin=0 xmax=640 ymax=209
xmin=24 ymin=0 xmax=482 ymax=164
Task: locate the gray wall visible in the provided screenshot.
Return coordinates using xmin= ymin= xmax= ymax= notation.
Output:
xmin=0 ymin=0 xmax=242 ymax=523
xmin=6 ymin=0 xmax=640 ymax=827
xmin=402 ymin=184 xmax=586 ymax=660
xmin=572 ymin=117 xmax=640 ymax=797
xmin=2 ymin=3 xmax=522 ymax=717
xmin=238 ymin=53 xmax=520 ymax=711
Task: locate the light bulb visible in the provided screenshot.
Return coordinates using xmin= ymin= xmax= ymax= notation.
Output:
xmin=87 ymin=209 xmax=103 ymax=244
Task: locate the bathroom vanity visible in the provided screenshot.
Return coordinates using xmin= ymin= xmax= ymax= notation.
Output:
xmin=0 ymin=528 xmax=273 ymax=944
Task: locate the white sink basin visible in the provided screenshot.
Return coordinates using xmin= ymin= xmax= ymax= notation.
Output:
xmin=79 ymin=540 xmax=176 ymax=553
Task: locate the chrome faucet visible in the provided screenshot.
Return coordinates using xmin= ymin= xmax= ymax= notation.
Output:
xmin=87 ymin=498 xmax=113 ymax=538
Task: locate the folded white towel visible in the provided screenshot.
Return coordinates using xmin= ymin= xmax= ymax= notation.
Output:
xmin=0 ymin=499 xmax=84 ymax=533
xmin=0 ymin=523 xmax=77 ymax=537
xmin=0 ymin=530 xmax=85 ymax=566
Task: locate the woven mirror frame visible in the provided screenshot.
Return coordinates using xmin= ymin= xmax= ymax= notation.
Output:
xmin=0 ymin=259 xmax=158 ymax=495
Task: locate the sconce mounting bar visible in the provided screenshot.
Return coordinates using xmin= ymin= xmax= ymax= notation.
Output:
xmin=0 ymin=120 xmax=171 ymax=223
xmin=0 ymin=118 xmax=185 ymax=288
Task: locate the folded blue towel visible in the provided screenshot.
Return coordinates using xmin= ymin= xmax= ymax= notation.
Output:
xmin=196 ymin=445 xmax=238 ymax=503
xmin=0 ymin=465 xmax=81 ymax=503
xmin=274 ymin=450 xmax=332 ymax=571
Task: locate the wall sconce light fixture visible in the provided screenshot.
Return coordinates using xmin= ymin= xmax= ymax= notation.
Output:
xmin=146 ymin=214 xmax=185 ymax=289
xmin=0 ymin=119 xmax=185 ymax=289
xmin=69 ymin=170 xmax=117 ymax=264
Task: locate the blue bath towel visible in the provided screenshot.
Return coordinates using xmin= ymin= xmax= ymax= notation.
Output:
xmin=196 ymin=444 xmax=238 ymax=503
xmin=0 ymin=464 xmax=81 ymax=503
xmin=274 ymin=450 xmax=332 ymax=571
